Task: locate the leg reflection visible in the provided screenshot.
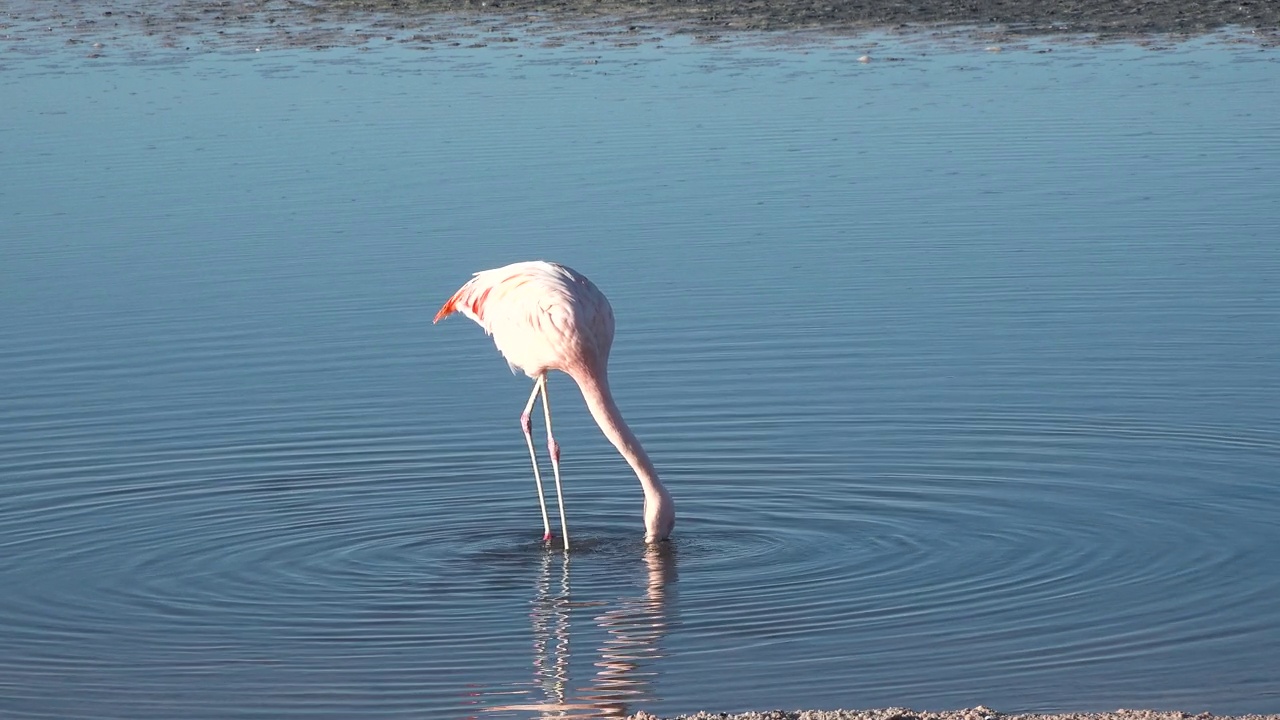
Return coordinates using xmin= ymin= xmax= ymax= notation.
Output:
xmin=530 ymin=549 xmax=572 ymax=711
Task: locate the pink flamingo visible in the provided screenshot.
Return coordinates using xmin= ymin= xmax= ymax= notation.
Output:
xmin=433 ymin=261 xmax=675 ymax=551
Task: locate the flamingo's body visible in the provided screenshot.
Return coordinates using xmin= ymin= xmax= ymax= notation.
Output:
xmin=434 ymin=261 xmax=674 ymax=550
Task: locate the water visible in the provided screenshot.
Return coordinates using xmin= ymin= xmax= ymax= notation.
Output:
xmin=3 ymin=24 xmax=1280 ymax=719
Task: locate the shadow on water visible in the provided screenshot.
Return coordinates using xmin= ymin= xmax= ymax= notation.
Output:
xmin=483 ymin=544 xmax=677 ymax=719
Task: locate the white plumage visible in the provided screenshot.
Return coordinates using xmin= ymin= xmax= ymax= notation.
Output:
xmin=435 ymin=261 xmax=674 ymax=550
xmin=440 ymin=261 xmax=614 ymax=379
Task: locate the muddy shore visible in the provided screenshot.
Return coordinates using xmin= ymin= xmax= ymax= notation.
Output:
xmin=4 ymin=0 xmax=1280 ymax=55
xmin=635 ymin=709 xmax=1280 ymax=720
xmin=322 ymin=0 xmax=1280 ymax=35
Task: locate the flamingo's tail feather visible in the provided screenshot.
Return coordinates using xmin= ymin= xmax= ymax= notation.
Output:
xmin=434 ymin=281 xmax=491 ymax=324
xmin=433 ymin=292 xmax=460 ymax=324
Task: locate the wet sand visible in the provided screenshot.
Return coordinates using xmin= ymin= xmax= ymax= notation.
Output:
xmin=325 ymin=0 xmax=1280 ymax=35
xmin=4 ymin=0 xmax=1279 ymax=54
xmin=632 ymin=709 xmax=1280 ymax=720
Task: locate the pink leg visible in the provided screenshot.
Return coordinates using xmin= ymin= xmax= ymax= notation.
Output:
xmin=521 ymin=375 xmax=553 ymax=542
xmin=539 ymin=377 xmax=570 ymax=552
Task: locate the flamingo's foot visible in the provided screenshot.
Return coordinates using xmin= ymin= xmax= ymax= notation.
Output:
xmin=542 ymin=532 xmax=554 ymax=542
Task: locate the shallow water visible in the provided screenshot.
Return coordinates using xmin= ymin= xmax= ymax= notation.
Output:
xmin=3 ymin=27 xmax=1280 ymax=720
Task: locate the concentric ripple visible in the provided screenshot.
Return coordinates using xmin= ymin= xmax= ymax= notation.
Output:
xmin=4 ymin=384 xmax=1280 ymax=718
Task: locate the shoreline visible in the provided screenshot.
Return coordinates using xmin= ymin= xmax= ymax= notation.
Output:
xmin=631 ymin=709 xmax=1280 ymax=720
xmin=321 ymin=0 xmax=1280 ymax=35
xmin=4 ymin=0 xmax=1279 ymax=56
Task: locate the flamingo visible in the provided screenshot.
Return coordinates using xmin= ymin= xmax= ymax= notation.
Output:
xmin=433 ymin=261 xmax=674 ymax=551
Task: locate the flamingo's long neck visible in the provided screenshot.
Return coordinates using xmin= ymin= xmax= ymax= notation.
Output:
xmin=571 ymin=368 xmax=674 ymax=541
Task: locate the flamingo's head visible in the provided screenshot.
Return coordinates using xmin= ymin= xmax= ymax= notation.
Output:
xmin=644 ymin=489 xmax=675 ymax=544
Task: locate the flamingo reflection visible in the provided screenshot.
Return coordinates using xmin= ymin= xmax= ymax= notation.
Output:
xmin=485 ymin=544 xmax=676 ymax=718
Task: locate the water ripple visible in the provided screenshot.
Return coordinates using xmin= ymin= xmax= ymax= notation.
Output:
xmin=4 ymin=33 xmax=1280 ymax=720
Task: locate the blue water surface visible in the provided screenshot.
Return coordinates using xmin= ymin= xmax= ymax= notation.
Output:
xmin=2 ymin=23 xmax=1279 ymax=719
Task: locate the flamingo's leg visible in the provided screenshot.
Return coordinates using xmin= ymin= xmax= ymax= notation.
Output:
xmin=521 ymin=374 xmax=553 ymax=542
xmin=540 ymin=376 xmax=570 ymax=552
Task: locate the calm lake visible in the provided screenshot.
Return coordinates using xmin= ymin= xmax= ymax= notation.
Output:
xmin=2 ymin=19 xmax=1279 ymax=720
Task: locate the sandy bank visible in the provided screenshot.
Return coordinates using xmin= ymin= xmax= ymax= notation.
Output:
xmin=5 ymin=0 xmax=1279 ymax=55
xmin=324 ymin=0 xmax=1280 ymax=35
xmin=629 ymin=708 xmax=1280 ymax=720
